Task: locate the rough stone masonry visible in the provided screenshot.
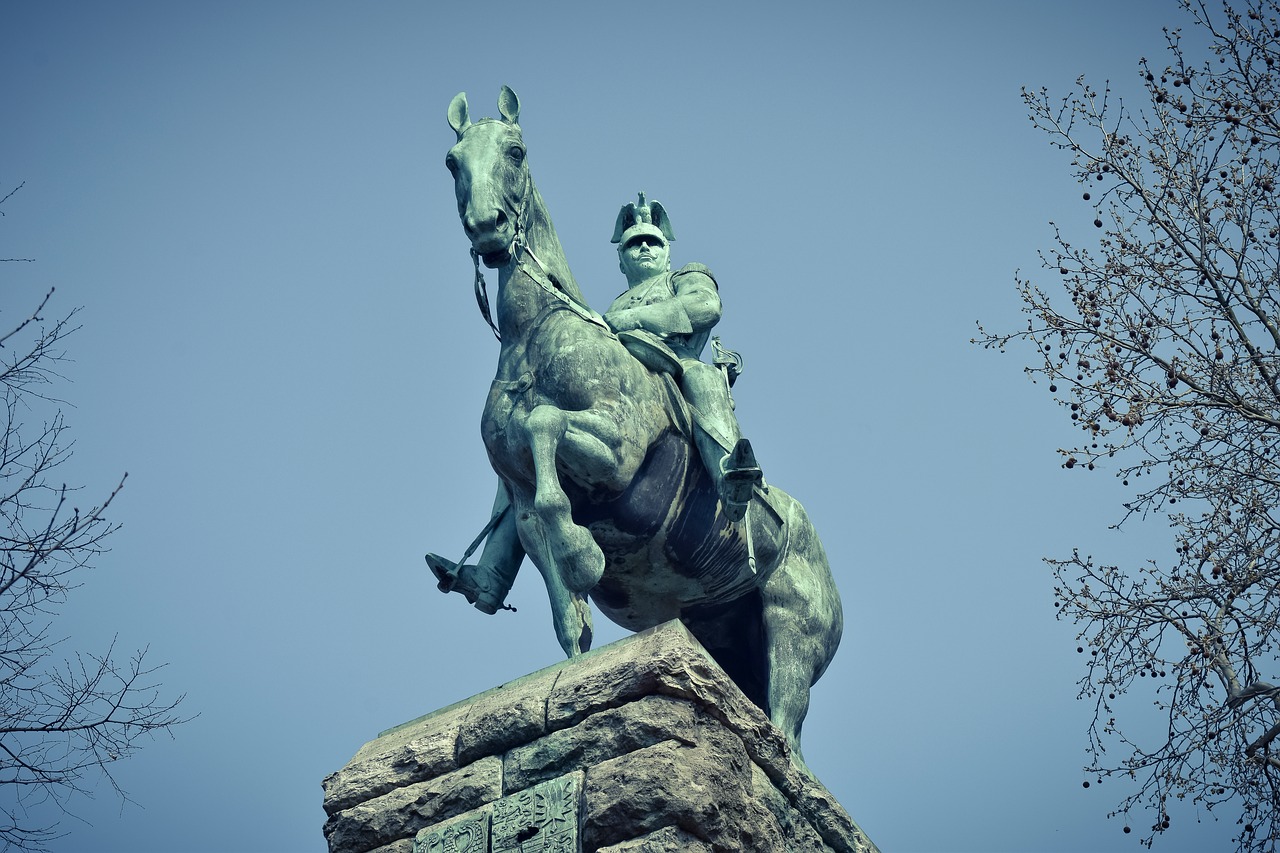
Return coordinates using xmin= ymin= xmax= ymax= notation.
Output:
xmin=322 ymin=621 xmax=879 ymax=853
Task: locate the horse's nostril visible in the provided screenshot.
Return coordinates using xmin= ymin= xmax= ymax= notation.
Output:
xmin=495 ymin=210 xmax=508 ymax=228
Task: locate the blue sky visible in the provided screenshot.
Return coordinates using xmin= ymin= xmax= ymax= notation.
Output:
xmin=0 ymin=1 xmax=1236 ymax=851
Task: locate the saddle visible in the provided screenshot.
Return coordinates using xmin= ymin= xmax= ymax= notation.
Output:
xmin=616 ymin=330 xmax=745 ymax=387
xmin=617 ymin=329 xmax=683 ymax=377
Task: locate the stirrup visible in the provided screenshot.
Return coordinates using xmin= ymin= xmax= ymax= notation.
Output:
xmin=425 ymin=553 xmax=514 ymax=614
xmin=720 ymin=438 xmax=762 ymax=522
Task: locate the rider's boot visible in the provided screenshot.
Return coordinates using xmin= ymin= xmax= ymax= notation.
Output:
xmin=683 ymin=362 xmax=763 ymax=523
xmin=721 ymin=437 xmax=761 ymax=521
xmin=426 ymin=553 xmax=518 ymax=614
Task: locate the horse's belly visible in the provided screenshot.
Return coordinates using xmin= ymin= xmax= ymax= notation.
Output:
xmin=589 ymin=536 xmax=761 ymax=630
xmin=577 ymin=431 xmax=762 ymax=630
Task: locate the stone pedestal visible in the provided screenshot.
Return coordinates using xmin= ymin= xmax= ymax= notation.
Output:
xmin=322 ymin=620 xmax=878 ymax=853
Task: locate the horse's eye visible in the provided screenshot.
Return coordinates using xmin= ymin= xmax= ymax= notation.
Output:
xmin=445 ymin=154 xmax=459 ymax=174
xmin=508 ymin=146 xmax=525 ymax=164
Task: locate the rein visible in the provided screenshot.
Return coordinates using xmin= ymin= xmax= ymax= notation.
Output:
xmin=468 ymin=173 xmax=610 ymax=342
xmin=472 ymin=248 xmax=501 ymax=341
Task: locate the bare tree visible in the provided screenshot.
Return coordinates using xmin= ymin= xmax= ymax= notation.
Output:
xmin=977 ymin=2 xmax=1280 ymax=849
xmin=1 ymin=185 xmax=185 ymax=851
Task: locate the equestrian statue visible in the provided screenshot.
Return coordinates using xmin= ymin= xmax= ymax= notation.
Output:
xmin=426 ymin=86 xmax=843 ymax=766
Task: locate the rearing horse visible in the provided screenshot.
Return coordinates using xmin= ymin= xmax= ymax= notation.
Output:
xmin=434 ymin=86 xmax=843 ymax=764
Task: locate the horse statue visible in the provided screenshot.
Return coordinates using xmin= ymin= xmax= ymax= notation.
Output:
xmin=428 ymin=86 xmax=843 ymax=765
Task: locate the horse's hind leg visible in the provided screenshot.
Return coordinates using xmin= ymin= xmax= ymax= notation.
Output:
xmin=522 ymin=404 xmax=606 ymax=656
xmin=760 ymin=501 xmax=843 ymax=770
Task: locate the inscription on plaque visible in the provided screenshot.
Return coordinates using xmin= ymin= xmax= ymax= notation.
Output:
xmin=492 ymin=773 xmax=580 ymax=853
xmin=413 ymin=809 xmax=490 ymax=853
xmin=411 ymin=773 xmax=581 ymax=853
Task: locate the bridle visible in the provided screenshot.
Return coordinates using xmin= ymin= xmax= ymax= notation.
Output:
xmin=470 ymin=248 xmax=502 ymax=341
xmin=467 ymin=168 xmax=609 ymax=342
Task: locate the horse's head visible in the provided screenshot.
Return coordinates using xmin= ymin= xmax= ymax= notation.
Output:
xmin=446 ymin=86 xmax=528 ymax=268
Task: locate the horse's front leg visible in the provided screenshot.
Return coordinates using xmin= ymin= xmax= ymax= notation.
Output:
xmin=521 ymin=404 xmax=605 ymax=656
xmin=525 ymin=404 xmax=610 ymax=592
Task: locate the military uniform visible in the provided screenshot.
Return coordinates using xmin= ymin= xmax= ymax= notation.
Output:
xmin=608 ymin=195 xmax=761 ymax=522
xmin=606 ymin=262 xmax=719 ymax=365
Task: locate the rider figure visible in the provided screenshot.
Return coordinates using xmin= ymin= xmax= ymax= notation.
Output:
xmin=604 ymin=193 xmax=763 ymax=522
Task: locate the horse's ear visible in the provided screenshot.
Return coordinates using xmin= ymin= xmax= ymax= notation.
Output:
xmin=498 ymin=86 xmax=520 ymax=125
xmin=448 ymin=92 xmax=471 ymax=139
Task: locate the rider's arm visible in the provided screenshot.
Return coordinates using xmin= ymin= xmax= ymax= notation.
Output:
xmin=606 ymin=298 xmax=693 ymax=335
xmin=606 ymin=267 xmax=721 ymax=336
xmin=669 ymin=266 xmax=720 ymax=335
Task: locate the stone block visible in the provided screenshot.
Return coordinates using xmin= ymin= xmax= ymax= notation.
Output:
xmin=503 ymin=694 xmax=696 ymax=792
xmin=595 ymin=825 xmax=715 ymax=852
xmin=324 ymin=725 xmax=460 ymax=816
xmin=582 ymin=730 xmax=787 ymax=853
xmin=367 ymin=842 xmax=415 ymax=853
xmin=455 ymin=680 xmax=548 ymax=767
xmin=787 ymin=771 xmax=878 ymax=853
xmin=324 ymin=756 xmax=502 ymax=853
xmin=546 ymin=622 xmax=793 ymax=775
xmin=748 ymin=761 xmax=831 ymax=851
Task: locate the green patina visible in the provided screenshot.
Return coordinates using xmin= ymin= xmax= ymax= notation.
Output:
xmin=425 ymin=86 xmax=843 ymax=769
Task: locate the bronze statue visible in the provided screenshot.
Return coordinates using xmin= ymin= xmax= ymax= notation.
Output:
xmin=426 ymin=87 xmax=842 ymax=768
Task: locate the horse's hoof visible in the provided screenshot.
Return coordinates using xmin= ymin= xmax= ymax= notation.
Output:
xmin=563 ymin=541 xmax=605 ymax=592
xmin=540 ymin=517 xmax=604 ymax=592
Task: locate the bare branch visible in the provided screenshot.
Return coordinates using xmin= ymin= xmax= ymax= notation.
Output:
xmin=977 ymin=2 xmax=1280 ymax=849
xmin=0 ymin=187 xmax=187 ymax=851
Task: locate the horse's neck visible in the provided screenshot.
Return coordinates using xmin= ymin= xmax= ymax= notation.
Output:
xmin=498 ymin=182 xmax=586 ymax=309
